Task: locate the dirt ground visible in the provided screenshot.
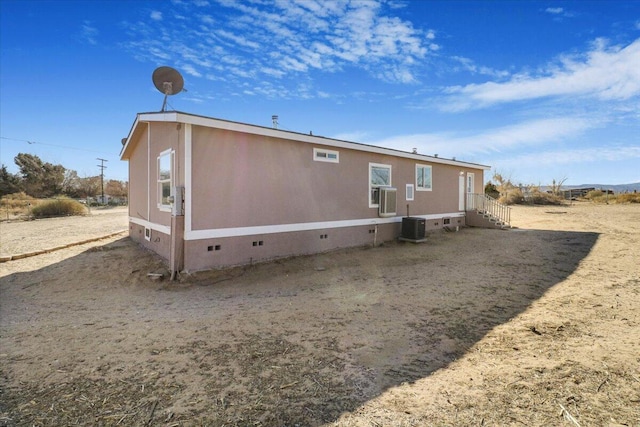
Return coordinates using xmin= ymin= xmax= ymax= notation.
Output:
xmin=0 ymin=202 xmax=638 ymax=426
xmin=0 ymin=207 xmax=128 ymax=258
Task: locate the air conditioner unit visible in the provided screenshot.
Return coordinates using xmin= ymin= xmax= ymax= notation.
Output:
xmin=378 ymin=187 xmax=397 ymax=218
xmin=402 ymin=217 xmax=426 ymax=240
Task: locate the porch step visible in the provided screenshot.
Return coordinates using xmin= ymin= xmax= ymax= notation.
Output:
xmin=466 ymin=193 xmax=512 ymax=230
xmin=467 ymin=210 xmax=510 ymax=229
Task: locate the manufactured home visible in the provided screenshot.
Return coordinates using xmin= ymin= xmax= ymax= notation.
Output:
xmin=120 ymin=111 xmax=499 ymax=273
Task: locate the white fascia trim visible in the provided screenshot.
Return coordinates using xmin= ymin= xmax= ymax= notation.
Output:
xmin=147 ymin=122 xmax=151 ymax=220
xmin=130 ymin=217 xmax=171 ymax=235
xmin=185 ymin=123 xmax=192 ymax=234
xmin=120 ymin=116 xmax=141 ymax=158
xmin=184 ymin=212 xmax=464 ymax=240
xmin=136 ymin=112 xmax=491 ymax=171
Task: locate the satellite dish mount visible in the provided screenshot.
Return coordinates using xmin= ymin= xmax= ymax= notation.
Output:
xmin=152 ymin=66 xmax=185 ymax=112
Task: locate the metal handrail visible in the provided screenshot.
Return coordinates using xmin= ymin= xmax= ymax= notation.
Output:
xmin=466 ymin=193 xmax=511 ymax=226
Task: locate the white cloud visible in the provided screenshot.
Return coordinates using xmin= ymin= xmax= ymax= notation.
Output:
xmin=81 ymin=21 xmax=98 ymax=45
xmin=123 ymin=0 xmax=434 ymax=94
xmin=544 ymin=6 xmax=574 ymax=19
xmin=181 ymin=64 xmax=202 ymax=77
xmin=366 ymin=117 xmax=595 ymax=157
xmin=545 ymin=7 xmax=564 ymax=15
xmin=199 ymin=14 xmax=215 ymax=24
xmin=442 ymin=38 xmax=640 ymax=111
xmin=450 ymin=56 xmax=510 ymax=78
xmin=496 ymin=145 xmax=640 ymax=168
xmin=217 ymin=29 xmax=260 ymax=49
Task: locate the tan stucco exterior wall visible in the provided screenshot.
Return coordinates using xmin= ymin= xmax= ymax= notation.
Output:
xmin=122 ymin=115 xmax=485 ymax=271
xmin=189 ymin=126 xmax=481 ymax=231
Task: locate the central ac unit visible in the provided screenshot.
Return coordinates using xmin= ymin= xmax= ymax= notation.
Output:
xmin=402 ymin=217 xmax=426 ymax=240
xmin=378 ymin=187 xmax=397 ymax=217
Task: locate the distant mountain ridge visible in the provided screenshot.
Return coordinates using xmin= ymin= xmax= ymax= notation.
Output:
xmin=541 ymin=182 xmax=640 ymax=193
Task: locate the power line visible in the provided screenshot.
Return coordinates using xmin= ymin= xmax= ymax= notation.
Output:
xmin=0 ymin=136 xmax=113 ymax=155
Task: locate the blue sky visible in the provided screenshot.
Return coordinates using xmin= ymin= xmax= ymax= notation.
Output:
xmin=1 ymin=0 xmax=639 ymax=186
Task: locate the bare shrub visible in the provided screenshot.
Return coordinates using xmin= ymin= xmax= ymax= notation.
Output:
xmin=0 ymin=192 xmax=41 ymax=218
xmin=492 ymin=172 xmax=517 ymax=199
xmin=499 ymin=188 xmax=524 ymax=205
xmin=31 ymin=197 xmax=86 ymax=218
xmin=548 ymin=177 xmax=568 ymax=196
xmin=585 ymin=190 xmax=604 ymax=199
xmin=529 ymin=189 xmax=564 ymax=205
xmin=616 ymin=193 xmax=640 ymax=203
xmin=586 ymin=190 xmax=640 ymax=204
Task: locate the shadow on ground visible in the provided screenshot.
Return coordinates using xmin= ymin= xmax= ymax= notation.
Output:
xmin=0 ymin=227 xmax=599 ymax=426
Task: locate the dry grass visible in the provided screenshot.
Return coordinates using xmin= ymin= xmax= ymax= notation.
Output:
xmin=0 ymin=192 xmax=41 ymax=220
xmin=584 ymin=190 xmax=640 ymax=204
xmin=30 ymin=197 xmax=86 ymax=218
xmin=1 ymin=193 xmax=89 ymax=220
xmin=499 ymin=189 xmax=564 ymax=206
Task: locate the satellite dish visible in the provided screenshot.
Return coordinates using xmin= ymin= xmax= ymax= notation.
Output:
xmin=152 ymin=66 xmax=185 ymax=112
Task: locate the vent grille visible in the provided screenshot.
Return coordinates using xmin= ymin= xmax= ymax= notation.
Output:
xmin=378 ymin=187 xmax=397 ymax=217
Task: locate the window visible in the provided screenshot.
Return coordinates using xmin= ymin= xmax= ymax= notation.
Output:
xmin=406 ymin=184 xmax=414 ymax=201
xmin=369 ymin=163 xmax=392 ymax=207
xmin=416 ymin=164 xmax=432 ymax=191
xmin=158 ymin=149 xmax=174 ymax=210
xmin=313 ymin=148 xmax=339 ymax=163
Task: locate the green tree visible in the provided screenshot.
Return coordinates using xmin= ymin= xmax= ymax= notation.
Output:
xmin=0 ymin=165 xmax=23 ymax=196
xmin=14 ymin=153 xmax=66 ymax=197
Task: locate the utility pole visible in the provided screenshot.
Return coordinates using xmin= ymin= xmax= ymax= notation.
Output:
xmin=97 ymin=158 xmax=108 ymax=204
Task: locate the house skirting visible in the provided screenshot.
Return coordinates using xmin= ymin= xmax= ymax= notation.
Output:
xmin=129 ymin=214 xmax=466 ymax=272
xmin=183 ymin=222 xmax=398 ymax=271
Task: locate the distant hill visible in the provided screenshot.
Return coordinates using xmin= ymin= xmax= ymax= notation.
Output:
xmin=571 ymin=182 xmax=640 ymax=193
xmin=541 ymin=182 xmax=640 ymax=193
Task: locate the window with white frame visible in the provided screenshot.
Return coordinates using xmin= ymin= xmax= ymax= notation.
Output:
xmin=369 ymin=163 xmax=392 ymax=207
xmin=416 ymin=164 xmax=433 ymax=191
xmin=157 ymin=149 xmax=174 ymax=210
xmin=313 ymin=148 xmax=339 ymax=163
xmin=406 ymin=184 xmax=414 ymax=201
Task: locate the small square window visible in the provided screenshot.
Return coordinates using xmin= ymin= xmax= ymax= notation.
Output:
xmin=313 ymin=148 xmax=339 ymax=163
xmin=406 ymin=184 xmax=414 ymax=201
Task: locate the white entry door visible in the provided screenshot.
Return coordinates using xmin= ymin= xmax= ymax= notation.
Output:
xmin=459 ymin=175 xmax=465 ymax=211
xmin=466 ymin=173 xmax=475 ymax=210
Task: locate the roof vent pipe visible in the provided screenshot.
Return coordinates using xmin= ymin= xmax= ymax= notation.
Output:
xmin=272 ymin=115 xmax=278 ymax=129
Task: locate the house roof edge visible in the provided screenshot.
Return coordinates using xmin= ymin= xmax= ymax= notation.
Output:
xmin=121 ymin=110 xmax=491 ymax=170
